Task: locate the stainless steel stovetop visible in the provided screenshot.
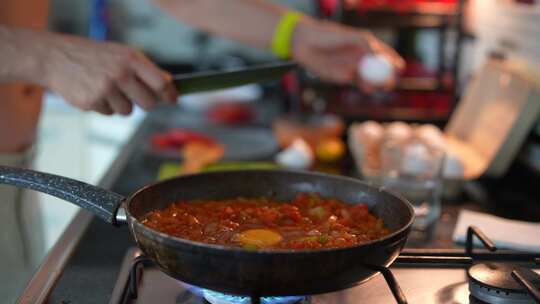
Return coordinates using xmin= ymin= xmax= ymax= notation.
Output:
xmin=110 ymin=244 xmax=540 ymax=304
xmin=109 ymin=226 xmax=540 ymax=304
xmin=111 ymin=248 xmax=463 ymax=304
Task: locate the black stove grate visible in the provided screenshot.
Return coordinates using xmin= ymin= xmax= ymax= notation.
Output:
xmin=125 ymin=257 xmax=407 ymax=304
xmin=121 ymin=226 xmax=540 ymax=304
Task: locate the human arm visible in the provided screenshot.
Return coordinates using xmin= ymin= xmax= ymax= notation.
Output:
xmin=153 ymin=0 xmax=404 ymax=86
xmin=0 ymin=25 xmax=177 ymax=115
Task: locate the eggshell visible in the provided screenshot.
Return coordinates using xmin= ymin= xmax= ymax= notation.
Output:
xmin=358 ymin=55 xmax=393 ymax=85
xmin=275 ymin=138 xmax=314 ymax=169
xmin=358 ymin=120 xmax=384 ymax=143
xmin=385 ymin=121 xmax=413 ymax=143
xmin=416 ymin=124 xmax=446 ymax=150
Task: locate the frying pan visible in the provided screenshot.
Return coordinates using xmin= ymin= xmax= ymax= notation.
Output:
xmin=0 ymin=166 xmax=413 ymax=298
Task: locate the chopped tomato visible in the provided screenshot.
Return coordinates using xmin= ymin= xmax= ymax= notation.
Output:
xmin=350 ymin=204 xmax=370 ymax=221
xmin=280 ymin=204 xmax=302 ymax=222
xmin=208 ymin=103 xmax=255 ymax=125
xmin=151 ymin=134 xmax=175 ymax=149
xmin=151 ymin=129 xmax=216 ymax=150
xmin=142 ymin=194 xmax=389 ymax=250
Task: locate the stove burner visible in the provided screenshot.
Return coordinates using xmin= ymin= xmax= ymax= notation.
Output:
xmin=202 ymin=289 xmax=304 ymax=304
xmin=112 ymin=225 xmax=539 ymax=304
xmin=467 ymin=263 xmax=539 ymax=304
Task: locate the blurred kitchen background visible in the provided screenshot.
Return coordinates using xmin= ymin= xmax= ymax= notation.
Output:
xmin=35 ymin=0 xmax=540 ymax=256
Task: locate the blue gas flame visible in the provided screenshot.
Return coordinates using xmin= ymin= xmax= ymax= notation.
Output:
xmin=202 ymin=288 xmax=304 ymax=304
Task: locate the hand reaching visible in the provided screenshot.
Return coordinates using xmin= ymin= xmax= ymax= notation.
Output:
xmin=291 ymin=18 xmax=404 ymax=92
xmin=43 ymin=34 xmax=177 ymax=115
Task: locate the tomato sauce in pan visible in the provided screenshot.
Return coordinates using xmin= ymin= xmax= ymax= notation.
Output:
xmin=141 ymin=193 xmax=390 ymax=250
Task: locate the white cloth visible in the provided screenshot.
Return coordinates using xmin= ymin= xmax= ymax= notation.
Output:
xmin=0 ymin=148 xmax=45 ymax=304
xmin=453 ymin=209 xmax=540 ymax=252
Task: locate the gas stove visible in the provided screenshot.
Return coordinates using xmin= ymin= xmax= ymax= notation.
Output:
xmin=109 ymin=227 xmax=540 ymax=304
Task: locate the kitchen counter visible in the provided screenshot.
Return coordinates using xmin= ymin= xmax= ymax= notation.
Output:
xmin=18 ymin=103 xmax=539 ymax=304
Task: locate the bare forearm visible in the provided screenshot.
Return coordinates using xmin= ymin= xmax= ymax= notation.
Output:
xmin=0 ymin=24 xmax=175 ymax=115
xmin=0 ymin=25 xmax=49 ymax=85
xmin=153 ymin=0 xmax=311 ymax=49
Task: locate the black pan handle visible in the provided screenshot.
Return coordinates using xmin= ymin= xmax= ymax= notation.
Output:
xmin=0 ymin=165 xmax=125 ymax=225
